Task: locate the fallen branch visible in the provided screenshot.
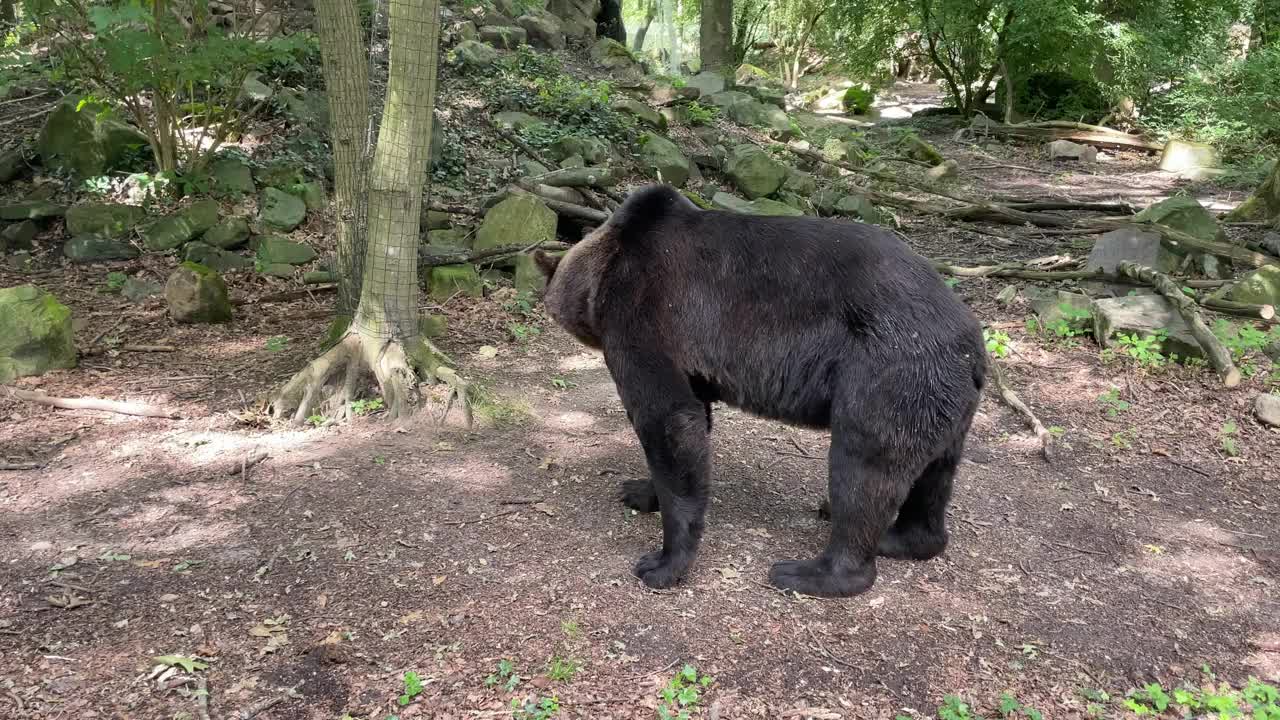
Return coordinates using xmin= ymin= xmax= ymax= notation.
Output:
xmin=1200 ymin=298 xmax=1276 ymax=322
xmin=1117 ymin=261 xmax=1241 ymax=387
xmin=988 ymin=359 xmax=1054 ymax=462
xmin=492 ymin=122 xmax=620 ymax=207
xmin=973 ymin=121 xmax=1164 ymax=153
xmin=426 ymin=201 xmax=483 ymax=218
xmin=1 ymin=461 xmax=41 ymax=471
xmin=3 ymin=386 xmax=181 ymax=419
xmin=508 ymin=186 xmax=610 ymax=223
xmin=121 ymin=344 xmax=176 ymax=353
xmin=225 ymin=450 xmax=270 ymax=477
xmin=419 ymin=241 xmax=570 ymax=269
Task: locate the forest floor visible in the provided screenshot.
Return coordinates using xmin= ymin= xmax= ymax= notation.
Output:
xmin=3 ymin=118 xmax=1280 ymax=720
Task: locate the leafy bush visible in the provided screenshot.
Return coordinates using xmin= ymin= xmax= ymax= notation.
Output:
xmin=1141 ymin=44 xmax=1280 ymax=160
xmin=841 ymin=86 xmax=874 ymax=114
xmin=998 ymin=70 xmax=1108 ymax=123
xmin=28 ymin=0 xmax=308 ymax=174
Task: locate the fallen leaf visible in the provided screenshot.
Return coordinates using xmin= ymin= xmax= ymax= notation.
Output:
xmin=477 ymin=345 xmax=498 ymax=359
xmin=433 ymin=575 xmax=447 ymax=586
xmin=532 ymin=502 xmax=556 ymax=517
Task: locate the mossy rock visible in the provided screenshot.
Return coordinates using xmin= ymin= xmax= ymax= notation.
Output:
xmin=611 ymin=98 xmax=666 ymax=130
xmin=210 ymin=157 xmax=256 ymax=195
xmin=255 ymin=235 xmax=317 ymax=265
xmin=140 ymin=200 xmax=221 ymax=251
xmin=419 ymin=313 xmax=448 ymax=338
xmin=588 ymin=37 xmax=641 ymax=73
xmin=898 ymin=132 xmax=944 ymax=165
xmin=711 ymin=192 xmax=804 ymax=216
xmin=494 ymin=111 xmax=545 ymax=133
xmin=1 ymin=221 xmax=38 ymax=252
xmin=428 ymin=228 xmax=472 ymax=250
xmin=253 ymin=160 xmax=307 ymax=190
xmin=549 ymin=135 xmax=611 ymax=165
xmin=455 ymin=40 xmax=500 ymax=69
xmin=0 ymin=201 xmax=66 ymax=221
xmin=286 ymin=181 xmax=328 ymax=211
xmin=0 ymin=285 xmax=77 ymax=383
xmin=474 ymin=194 xmax=557 ymax=253
xmin=184 ymin=241 xmax=253 ymax=273
xmin=428 ymin=264 xmax=483 ymax=301
xmin=63 ymin=235 xmax=141 ymax=262
xmin=203 ymin=217 xmax=251 ymax=249
xmin=1133 ymin=195 xmax=1227 ymax=244
xmin=724 ymin=144 xmax=788 ymax=199
xmin=37 ymin=96 xmax=149 ymax=179
xmin=1210 ymin=266 xmax=1280 ymax=307
xmin=514 ymin=251 xmax=564 ymax=294
xmin=259 ymin=187 xmax=307 ymax=231
xmin=166 ymin=262 xmax=233 ymax=323
xmin=65 ymin=203 xmax=145 ymax=238
xmin=638 ymin=132 xmax=691 ymax=188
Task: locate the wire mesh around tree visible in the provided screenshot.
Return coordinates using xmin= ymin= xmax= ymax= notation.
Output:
xmin=324 ymin=0 xmax=440 ymax=341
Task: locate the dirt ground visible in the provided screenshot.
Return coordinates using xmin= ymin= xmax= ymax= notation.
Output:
xmin=3 ymin=133 xmax=1280 ymax=720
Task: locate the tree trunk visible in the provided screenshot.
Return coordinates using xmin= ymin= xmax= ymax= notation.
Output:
xmin=1 ymin=0 xmax=16 ymax=26
xmin=269 ymin=0 xmax=462 ymax=425
xmin=1224 ymin=159 xmax=1280 ymax=222
xmin=633 ymin=0 xmax=657 ymax=52
xmin=699 ymin=0 xmax=732 ymax=73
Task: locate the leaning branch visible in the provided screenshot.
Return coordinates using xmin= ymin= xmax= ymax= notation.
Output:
xmin=419 ymin=241 xmax=570 ymax=268
xmin=989 ymin=359 xmax=1054 ymax=463
xmin=3 ymin=386 xmax=181 ymax=419
xmin=1117 ymin=261 xmax=1241 ymax=387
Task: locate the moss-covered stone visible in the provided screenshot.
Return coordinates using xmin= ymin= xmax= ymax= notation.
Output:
xmin=166 ymin=262 xmax=233 ymax=323
xmin=474 ymin=194 xmax=557 ymax=253
xmin=454 ymin=39 xmax=500 ymax=70
xmin=1211 ymin=266 xmax=1280 ymax=307
xmin=259 ymin=187 xmax=307 ymax=231
xmin=286 ymin=181 xmax=328 ymax=211
xmin=37 ymin=96 xmax=149 ymax=178
xmin=65 ymin=203 xmax=145 ymax=238
xmin=549 ymin=135 xmax=611 ymax=165
xmin=514 ymin=250 xmax=564 ymax=294
xmin=724 ymin=144 xmax=788 ymax=199
xmin=255 ymin=235 xmax=317 ymax=265
xmin=209 ymin=156 xmax=256 ymax=195
xmin=428 ymin=228 xmax=472 ymax=250
xmin=711 ymin=192 xmax=804 ymax=216
xmin=638 ymin=132 xmax=691 ymax=188
xmin=588 ymin=37 xmax=641 ymax=73
xmin=0 ymin=201 xmax=66 ymax=221
xmin=1134 ymin=195 xmax=1227 ymax=243
xmin=202 ymin=217 xmax=251 ymax=249
xmin=63 ymin=235 xmax=141 ymax=262
xmin=1 ymin=221 xmax=37 ymax=252
xmin=140 ymin=200 xmax=221 ymax=251
xmin=428 ymin=264 xmax=483 ymax=300
xmin=0 ymin=285 xmax=77 ymax=383
xmin=184 ymin=241 xmax=253 ymax=272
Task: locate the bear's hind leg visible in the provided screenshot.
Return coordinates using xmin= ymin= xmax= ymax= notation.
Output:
xmin=877 ymin=449 xmax=958 ymax=561
xmin=769 ymin=427 xmax=910 ymax=597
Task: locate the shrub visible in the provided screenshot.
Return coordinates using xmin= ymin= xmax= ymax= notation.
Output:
xmin=841 ymin=86 xmax=875 ymax=114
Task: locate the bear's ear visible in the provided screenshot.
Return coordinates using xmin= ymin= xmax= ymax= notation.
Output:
xmin=533 ymin=250 xmax=561 ymax=280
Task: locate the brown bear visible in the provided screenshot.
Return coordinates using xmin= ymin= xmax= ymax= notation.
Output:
xmin=533 ymin=184 xmax=986 ymax=597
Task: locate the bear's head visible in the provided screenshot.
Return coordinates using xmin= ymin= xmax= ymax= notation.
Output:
xmin=533 ymin=225 xmax=612 ymax=350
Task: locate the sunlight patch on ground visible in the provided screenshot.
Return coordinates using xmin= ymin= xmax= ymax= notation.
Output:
xmin=557 ymin=350 xmax=605 ymax=372
xmin=541 ymin=410 xmax=598 ymax=431
xmin=1246 ymin=630 xmax=1280 ymax=682
xmin=1131 ymin=540 xmax=1269 ymax=612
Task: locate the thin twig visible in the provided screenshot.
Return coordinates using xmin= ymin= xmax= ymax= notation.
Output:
xmin=0 ymin=462 xmax=41 ymax=471
xmin=620 ymin=658 xmax=680 ymax=683
xmin=804 ymin=623 xmax=857 ymax=669
xmin=988 ymin=360 xmax=1054 ymax=463
xmin=441 ymin=509 xmax=518 ymax=526
xmin=0 ymin=103 xmax=56 ymax=128
xmin=3 ymin=386 xmax=181 ymax=419
xmin=1046 ymin=540 xmax=1108 ymax=556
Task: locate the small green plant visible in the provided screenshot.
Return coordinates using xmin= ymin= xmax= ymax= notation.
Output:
xmin=560 ymin=620 xmax=580 ymax=639
xmin=1045 ymin=302 xmax=1092 ymax=339
xmin=996 ymin=692 xmax=1044 ymax=720
xmin=657 ymin=664 xmax=712 ymax=720
xmin=546 ymin=656 xmax=580 ymax=682
xmin=938 ymin=695 xmax=974 ymax=720
xmin=469 ymin=385 xmax=533 ymax=427
xmin=1111 ymin=429 xmax=1135 ymax=450
xmin=398 ymin=671 xmax=424 ymax=706
xmin=306 ymin=413 xmax=327 ymax=427
xmin=104 ymin=271 xmax=128 ymax=293
xmin=510 ymin=694 xmax=560 ymax=720
xmin=685 ymin=100 xmax=720 ymax=126
xmin=485 ymin=659 xmax=521 ymax=693
xmin=550 ymin=377 xmax=576 ymax=390
xmin=1214 ymin=319 xmax=1279 ymax=361
xmin=504 ymin=292 xmax=537 ymax=318
xmin=1116 ymin=330 xmax=1168 ymax=368
xmin=984 ymin=328 xmax=1012 ymax=358
xmin=1097 ymin=388 xmax=1131 ymax=418
xmin=842 ymin=85 xmax=875 ymax=114
xmin=350 ymin=397 xmax=385 ymax=416
xmin=509 ymin=323 xmax=542 ymax=343
xmin=1220 ymin=420 xmax=1239 ymax=457
xmin=264 ymin=335 xmax=289 ymax=352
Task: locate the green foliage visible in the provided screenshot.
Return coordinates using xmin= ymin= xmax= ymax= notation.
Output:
xmin=103 ymin=271 xmax=128 ymax=293
xmin=264 ymin=336 xmax=289 ymax=353
xmin=1213 ymin=319 xmax=1278 ymax=360
xmin=398 ymin=671 xmax=424 ymax=706
xmin=27 ymin=0 xmax=311 ymax=173
xmin=510 ymin=694 xmax=560 ymax=720
xmin=657 ymin=664 xmax=712 ymax=720
xmin=1220 ymin=420 xmax=1239 ymax=457
xmin=545 ymin=656 xmax=580 ymax=682
xmin=684 ymin=100 xmax=720 ymax=126
xmin=1097 ymin=388 xmax=1130 ymax=418
xmin=841 ymin=85 xmax=875 ymax=113
xmin=485 ymin=658 xmax=521 ymax=692
xmin=493 ymin=47 xmax=635 ymax=150
xmin=1116 ymin=330 xmax=1168 ymax=368
xmin=306 ymin=413 xmax=327 ymax=427
xmin=350 ymin=398 xmax=385 ymax=416
xmin=504 ymin=292 xmax=537 ymax=318
xmin=984 ymin=328 xmax=1012 ymax=358
xmin=1001 ymin=70 xmax=1107 ymax=123
xmin=508 ymin=322 xmax=542 ymax=343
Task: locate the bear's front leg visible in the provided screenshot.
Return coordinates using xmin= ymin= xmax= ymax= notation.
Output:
xmin=630 ymin=406 xmax=711 ymax=588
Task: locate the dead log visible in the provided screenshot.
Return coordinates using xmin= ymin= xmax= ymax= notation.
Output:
xmin=427 ymin=201 xmax=483 ymax=218
xmin=3 ymin=386 xmax=181 ymax=419
xmin=1200 ymin=298 xmax=1277 ymax=322
xmin=973 ymin=121 xmax=1164 ymax=153
xmin=508 ymin=186 xmax=610 ymax=224
xmin=419 ymin=241 xmax=570 ymax=268
xmin=1117 ymin=261 xmax=1241 ymax=387
xmin=491 ymin=122 xmax=621 ymax=207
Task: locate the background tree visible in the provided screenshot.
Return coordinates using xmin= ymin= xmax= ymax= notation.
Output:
xmin=699 ymin=0 xmax=732 ymax=72
xmin=267 ymin=0 xmax=461 ymax=424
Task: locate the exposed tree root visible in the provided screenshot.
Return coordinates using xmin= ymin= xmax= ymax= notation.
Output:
xmin=989 ymin=359 xmax=1055 ymax=463
xmin=264 ymin=330 xmax=470 ymax=427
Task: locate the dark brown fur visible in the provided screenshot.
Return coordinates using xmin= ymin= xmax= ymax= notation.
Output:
xmin=535 ymin=184 xmax=985 ymax=597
